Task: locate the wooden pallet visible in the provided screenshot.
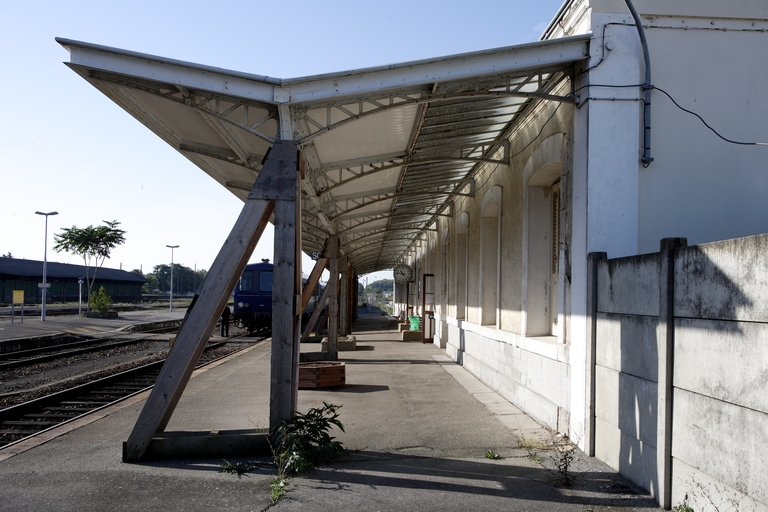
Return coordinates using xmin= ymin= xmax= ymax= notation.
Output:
xmin=298 ymin=362 xmax=345 ymax=389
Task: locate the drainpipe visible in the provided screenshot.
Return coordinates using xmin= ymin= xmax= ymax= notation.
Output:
xmin=624 ymin=0 xmax=653 ymax=166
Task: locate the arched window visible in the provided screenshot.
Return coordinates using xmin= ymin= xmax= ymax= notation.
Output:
xmin=524 ymin=134 xmax=565 ymax=337
xmin=481 ymin=186 xmax=502 ymax=326
xmin=455 ymin=212 xmax=469 ymax=320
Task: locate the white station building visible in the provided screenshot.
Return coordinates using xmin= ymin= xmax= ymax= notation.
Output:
xmin=59 ymin=1 xmax=768 ymax=509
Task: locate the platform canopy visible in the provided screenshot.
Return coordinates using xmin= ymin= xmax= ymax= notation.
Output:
xmin=58 ymin=35 xmax=589 ymax=275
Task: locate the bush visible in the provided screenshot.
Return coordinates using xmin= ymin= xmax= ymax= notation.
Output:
xmin=90 ymin=286 xmax=113 ymax=313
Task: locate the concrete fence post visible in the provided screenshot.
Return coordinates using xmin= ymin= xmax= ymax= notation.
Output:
xmin=585 ymin=251 xmax=607 ymax=458
xmin=657 ymin=237 xmax=686 ymax=510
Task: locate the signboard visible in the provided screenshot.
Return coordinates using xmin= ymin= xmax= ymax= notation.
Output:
xmin=38 ymin=283 xmax=51 ymax=289
xmin=13 ymin=290 xmax=24 ymax=304
xmin=310 ymin=251 xmax=321 ymax=261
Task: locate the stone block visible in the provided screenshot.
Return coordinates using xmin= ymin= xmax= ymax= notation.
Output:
xmin=401 ymin=330 xmax=422 ymax=342
xmin=320 ymin=335 xmax=356 ymax=351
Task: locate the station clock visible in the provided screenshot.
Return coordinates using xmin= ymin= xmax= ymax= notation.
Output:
xmin=393 ymin=264 xmax=414 ymax=283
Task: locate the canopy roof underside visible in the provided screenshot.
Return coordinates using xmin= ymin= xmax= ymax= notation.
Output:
xmin=58 ymin=35 xmax=589 ymax=275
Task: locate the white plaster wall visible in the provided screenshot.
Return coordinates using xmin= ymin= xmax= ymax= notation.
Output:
xmin=581 ymin=16 xmax=643 ymax=258
xmin=638 ymin=21 xmax=768 ymax=252
xmin=591 ymin=0 xmax=768 ymax=20
xmin=499 ymin=342 xmax=571 ymax=431
xmin=439 ymin=97 xmax=576 ymax=436
xmin=574 ymin=0 xmax=768 ymax=253
xmin=446 ymin=319 xmax=571 ymax=432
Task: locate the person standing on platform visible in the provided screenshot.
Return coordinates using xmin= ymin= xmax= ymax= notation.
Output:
xmin=221 ymin=305 xmax=231 ymax=337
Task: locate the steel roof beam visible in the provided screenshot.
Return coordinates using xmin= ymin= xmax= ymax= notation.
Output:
xmin=59 ymin=38 xmax=279 ymax=101
xmin=179 ymin=141 xmax=263 ymax=171
xmin=80 ymin=68 xmax=280 ymax=145
xmin=199 ymin=113 xmax=254 ymax=166
xmin=279 ymin=35 xmax=589 ymax=102
xmin=345 ymin=228 xmax=428 ymax=244
xmin=316 ymin=148 xmax=507 ymax=195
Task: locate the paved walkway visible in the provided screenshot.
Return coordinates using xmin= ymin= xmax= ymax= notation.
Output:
xmin=0 ymin=310 xmax=660 ymax=511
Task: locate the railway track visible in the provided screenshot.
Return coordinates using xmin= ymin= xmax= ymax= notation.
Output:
xmin=0 ymin=338 xmax=259 ymax=450
xmin=0 ymin=335 xmax=167 ymax=370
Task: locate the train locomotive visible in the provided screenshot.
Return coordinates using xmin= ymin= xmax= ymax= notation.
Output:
xmin=233 ymin=259 xmax=324 ymax=335
xmin=233 ymin=260 xmax=274 ymax=335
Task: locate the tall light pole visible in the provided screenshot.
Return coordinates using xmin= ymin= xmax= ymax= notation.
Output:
xmin=35 ymin=211 xmax=58 ymax=322
xmin=166 ymin=245 xmax=179 ymax=311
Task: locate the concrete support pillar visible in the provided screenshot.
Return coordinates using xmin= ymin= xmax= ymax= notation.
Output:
xmin=656 ymin=237 xmax=686 ymax=510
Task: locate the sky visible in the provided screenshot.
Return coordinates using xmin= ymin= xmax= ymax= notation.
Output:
xmin=0 ymin=0 xmax=565 ymax=285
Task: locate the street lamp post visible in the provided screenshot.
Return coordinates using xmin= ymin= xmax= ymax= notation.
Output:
xmin=166 ymin=245 xmax=179 ymax=311
xmin=35 ymin=211 xmax=58 ymax=322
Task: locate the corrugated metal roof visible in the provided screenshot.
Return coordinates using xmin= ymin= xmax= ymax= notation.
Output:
xmin=0 ymin=258 xmax=146 ymax=282
xmin=57 ymin=35 xmax=589 ymax=275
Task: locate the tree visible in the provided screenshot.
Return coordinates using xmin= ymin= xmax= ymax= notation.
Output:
xmin=143 ymin=264 xmax=206 ymax=295
xmin=53 ymin=220 xmax=126 ymax=310
xmin=1 ymin=252 xmax=12 ymax=258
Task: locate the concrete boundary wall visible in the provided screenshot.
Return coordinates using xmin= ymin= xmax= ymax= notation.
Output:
xmin=591 ymin=234 xmax=768 ymax=511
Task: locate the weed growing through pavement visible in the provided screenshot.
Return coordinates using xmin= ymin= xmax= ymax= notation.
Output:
xmin=268 ymin=402 xmax=346 ymax=504
xmin=672 ymin=494 xmax=694 ymax=512
xmin=219 ymin=459 xmax=261 ymax=475
xmin=220 ymin=403 xmax=345 ymax=506
xmin=555 ymin=446 xmax=575 ymax=486
xmin=519 ymin=439 xmax=542 ymax=463
xmin=485 ymin=449 xmax=501 ymax=460
xmin=269 ymin=402 xmax=345 ymax=475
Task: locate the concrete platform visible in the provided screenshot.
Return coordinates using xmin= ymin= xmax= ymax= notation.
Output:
xmin=0 ymin=308 xmax=188 ymax=343
xmin=0 ymin=310 xmax=660 ymax=511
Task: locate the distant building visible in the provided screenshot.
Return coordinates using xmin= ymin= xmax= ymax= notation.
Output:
xmin=0 ymin=258 xmax=146 ymax=304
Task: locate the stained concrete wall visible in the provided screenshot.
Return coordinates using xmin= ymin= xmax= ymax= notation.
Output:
xmin=593 ymin=234 xmax=768 ymax=510
xmin=671 ymin=237 xmax=768 ymax=511
xmin=594 ymin=253 xmax=660 ymax=494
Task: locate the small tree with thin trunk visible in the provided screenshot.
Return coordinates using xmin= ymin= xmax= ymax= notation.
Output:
xmin=53 ymin=220 xmax=126 ymax=310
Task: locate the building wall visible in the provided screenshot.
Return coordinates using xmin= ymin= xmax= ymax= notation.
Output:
xmin=0 ymin=277 xmax=144 ymax=304
xmin=399 ymin=0 xmax=768 ymax=473
xmin=432 ymin=94 xmax=576 ymax=435
xmin=553 ymin=0 xmax=768 ymax=452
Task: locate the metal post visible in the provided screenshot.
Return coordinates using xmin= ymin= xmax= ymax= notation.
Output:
xmin=35 ymin=211 xmax=58 ymax=322
xmin=166 ymin=245 xmax=179 ymax=311
xmin=78 ymin=277 xmax=83 ymax=317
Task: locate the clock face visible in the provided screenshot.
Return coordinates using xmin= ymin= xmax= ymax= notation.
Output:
xmin=394 ymin=264 xmax=413 ymax=283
